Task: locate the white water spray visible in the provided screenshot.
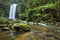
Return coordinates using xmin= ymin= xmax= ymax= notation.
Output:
xmin=9 ymin=4 xmax=17 ymax=20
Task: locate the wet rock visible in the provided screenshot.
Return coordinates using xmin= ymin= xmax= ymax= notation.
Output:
xmin=0 ymin=32 xmax=15 ymax=40
xmin=24 ymin=31 xmax=47 ymax=40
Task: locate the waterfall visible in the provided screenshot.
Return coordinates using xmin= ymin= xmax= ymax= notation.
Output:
xmin=9 ymin=4 xmax=17 ymax=20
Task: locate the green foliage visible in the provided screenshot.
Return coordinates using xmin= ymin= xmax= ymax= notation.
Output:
xmin=0 ymin=17 xmax=8 ymax=24
xmin=27 ymin=4 xmax=55 ymax=12
xmin=0 ymin=0 xmax=60 ymax=23
xmin=55 ymin=1 xmax=60 ymax=10
xmin=34 ymin=13 xmax=42 ymax=16
xmin=26 ymin=3 xmax=57 ymax=22
xmin=0 ymin=9 xmax=5 ymax=17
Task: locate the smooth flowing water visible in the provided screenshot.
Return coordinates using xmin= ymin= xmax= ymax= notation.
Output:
xmin=9 ymin=4 xmax=17 ymax=20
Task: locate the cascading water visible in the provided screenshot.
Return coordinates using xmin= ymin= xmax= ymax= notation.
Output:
xmin=9 ymin=4 xmax=17 ymax=20
xmin=9 ymin=4 xmax=47 ymax=26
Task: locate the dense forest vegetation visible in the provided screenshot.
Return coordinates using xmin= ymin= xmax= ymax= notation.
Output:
xmin=0 ymin=0 xmax=60 ymax=24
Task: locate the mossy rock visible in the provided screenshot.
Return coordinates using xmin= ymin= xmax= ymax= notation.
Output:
xmin=12 ymin=23 xmax=30 ymax=32
xmin=12 ymin=23 xmax=29 ymax=27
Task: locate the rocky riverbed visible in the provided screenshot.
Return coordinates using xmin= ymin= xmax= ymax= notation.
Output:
xmin=0 ymin=24 xmax=60 ymax=40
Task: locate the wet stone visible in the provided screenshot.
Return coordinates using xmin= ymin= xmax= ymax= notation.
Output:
xmin=24 ymin=31 xmax=47 ymax=40
xmin=45 ymin=37 xmax=56 ymax=40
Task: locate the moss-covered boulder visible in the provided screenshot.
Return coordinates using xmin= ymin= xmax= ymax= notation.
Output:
xmin=12 ymin=23 xmax=30 ymax=33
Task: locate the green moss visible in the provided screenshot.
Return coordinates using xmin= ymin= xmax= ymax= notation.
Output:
xmin=12 ymin=23 xmax=30 ymax=30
